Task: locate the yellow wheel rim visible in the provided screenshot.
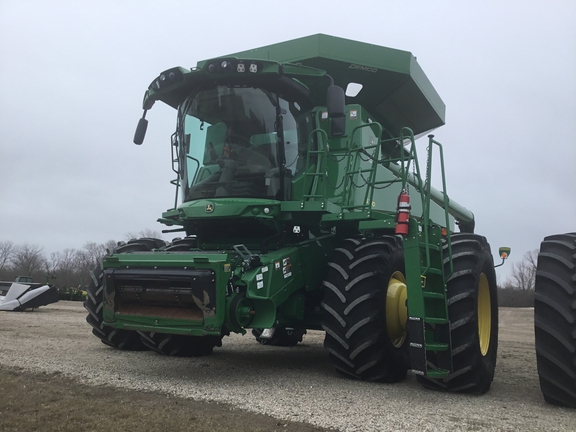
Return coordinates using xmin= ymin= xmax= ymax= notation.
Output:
xmin=477 ymin=273 xmax=491 ymax=356
xmin=386 ymin=271 xmax=408 ymax=348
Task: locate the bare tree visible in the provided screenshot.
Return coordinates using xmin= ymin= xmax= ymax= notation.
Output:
xmin=510 ymin=249 xmax=538 ymax=291
xmin=0 ymin=241 xmax=15 ymax=272
xmin=103 ymin=239 xmax=119 ymax=254
xmin=49 ymin=249 xmax=81 ymax=288
xmin=11 ymin=244 xmax=46 ymax=279
xmin=125 ymin=229 xmax=163 ymax=241
xmin=77 ymin=242 xmax=106 ymax=274
xmin=75 ymin=240 xmax=120 ymax=287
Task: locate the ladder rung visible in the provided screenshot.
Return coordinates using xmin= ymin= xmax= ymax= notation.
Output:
xmin=423 ymin=292 xmax=445 ymax=299
xmin=425 ymin=317 xmax=448 ymax=325
xmin=421 ymin=244 xmax=441 ymax=252
xmin=426 ymin=369 xmax=450 ymax=378
xmin=427 ymin=343 xmax=449 ymax=351
xmin=423 ymin=268 xmax=443 ymax=276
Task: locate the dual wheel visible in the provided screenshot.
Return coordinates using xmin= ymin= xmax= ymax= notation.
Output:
xmin=416 ymin=234 xmax=498 ymax=394
xmin=87 ymin=233 xmax=501 ymax=393
xmin=321 ymin=233 xmax=498 ymax=393
xmin=321 ymin=236 xmax=410 ymax=382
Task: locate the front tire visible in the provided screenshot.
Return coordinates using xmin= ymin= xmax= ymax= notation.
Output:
xmin=321 ymin=236 xmax=409 ymax=382
xmin=84 ymin=238 xmax=166 ymax=350
xmin=534 ymin=233 xmax=576 ymax=408
xmin=416 ymin=233 xmax=498 ymax=394
xmin=84 ymin=263 xmax=144 ymax=350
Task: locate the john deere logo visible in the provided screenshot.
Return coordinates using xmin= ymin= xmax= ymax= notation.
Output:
xmin=205 ymin=203 xmax=214 ymax=213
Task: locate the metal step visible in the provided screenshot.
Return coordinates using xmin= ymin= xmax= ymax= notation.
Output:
xmin=407 ymin=237 xmax=453 ymax=378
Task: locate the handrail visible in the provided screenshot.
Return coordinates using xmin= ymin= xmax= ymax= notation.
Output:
xmin=340 ymin=122 xmax=383 ymax=212
xmin=426 ymin=135 xmax=454 ymax=278
xmin=300 ymin=127 xmax=330 ymax=205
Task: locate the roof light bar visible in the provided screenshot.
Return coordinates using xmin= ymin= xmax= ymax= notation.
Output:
xmin=206 ymin=59 xmax=260 ymax=75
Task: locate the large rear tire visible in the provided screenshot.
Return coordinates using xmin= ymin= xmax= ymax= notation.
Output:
xmin=416 ymin=233 xmax=498 ymax=394
xmin=84 ymin=238 xmax=166 ymax=350
xmin=534 ymin=232 xmax=576 ymax=408
xmin=321 ymin=236 xmax=409 ymax=382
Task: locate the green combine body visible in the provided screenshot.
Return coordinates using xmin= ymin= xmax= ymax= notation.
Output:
xmin=86 ymin=35 xmax=500 ymax=393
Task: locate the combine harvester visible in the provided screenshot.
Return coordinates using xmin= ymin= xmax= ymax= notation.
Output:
xmin=84 ymin=34 xmax=573 ymax=405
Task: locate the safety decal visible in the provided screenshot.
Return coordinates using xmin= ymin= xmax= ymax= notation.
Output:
xmin=282 ymin=257 xmax=292 ymax=279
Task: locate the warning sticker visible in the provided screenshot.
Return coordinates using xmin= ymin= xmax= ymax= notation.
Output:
xmin=282 ymin=256 xmax=292 ymax=279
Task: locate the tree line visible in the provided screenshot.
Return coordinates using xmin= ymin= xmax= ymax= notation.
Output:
xmin=497 ymin=249 xmax=537 ymax=307
xmin=0 ymin=230 xmax=162 ymax=289
xmin=1 ymin=235 xmax=539 ymax=307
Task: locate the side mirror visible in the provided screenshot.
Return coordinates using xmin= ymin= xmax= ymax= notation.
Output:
xmin=134 ymin=117 xmax=148 ymax=145
xmin=327 ymin=85 xmax=346 ymax=137
xmin=495 ymin=247 xmax=511 ymax=268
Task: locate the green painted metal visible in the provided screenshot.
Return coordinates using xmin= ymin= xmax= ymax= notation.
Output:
xmin=218 ymin=34 xmax=445 ymax=137
xmin=100 ymin=35 xmax=486 ymax=380
xmin=102 ymin=251 xmax=230 ymax=336
xmin=102 ymin=233 xmax=335 ymax=337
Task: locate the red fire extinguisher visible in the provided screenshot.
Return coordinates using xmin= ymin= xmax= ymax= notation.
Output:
xmin=395 ymin=189 xmax=411 ymax=236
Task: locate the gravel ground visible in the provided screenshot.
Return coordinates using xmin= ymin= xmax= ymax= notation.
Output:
xmin=0 ymin=302 xmax=574 ymax=431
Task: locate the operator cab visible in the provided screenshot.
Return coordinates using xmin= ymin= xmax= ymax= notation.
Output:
xmin=179 ymin=82 xmax=314 ymax=203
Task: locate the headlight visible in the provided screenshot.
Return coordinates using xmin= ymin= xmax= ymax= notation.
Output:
xmin=150 ymin=68 xmax=184 ymax=91
xmin=205 ymin=59 xmax=260 ymax=75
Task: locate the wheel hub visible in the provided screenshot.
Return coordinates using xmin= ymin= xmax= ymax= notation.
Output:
xmin=477 ymin=273 xmax=491 ymax=356
xmin=386 ymin=271 xmax=408 ymax=348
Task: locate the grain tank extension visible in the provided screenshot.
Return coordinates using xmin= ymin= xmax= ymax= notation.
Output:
xmin=85 ymin=34 xmax=503 ymax=394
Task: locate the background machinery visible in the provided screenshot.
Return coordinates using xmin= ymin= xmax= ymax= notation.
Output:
xmin=0 ymin=276 xmax=59 ymax=311
xmin=86 ymin=34 xmax=504 ymax=393
xmin=534 ymin=233 xmax=576 ymax=408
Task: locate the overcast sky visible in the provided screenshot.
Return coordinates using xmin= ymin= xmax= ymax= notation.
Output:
xmin=1 ymin=0 xmax=574 ymax=283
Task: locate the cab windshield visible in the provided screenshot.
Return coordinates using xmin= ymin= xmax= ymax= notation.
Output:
xmin=179 ymin=85 xmax=311 ymax=202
